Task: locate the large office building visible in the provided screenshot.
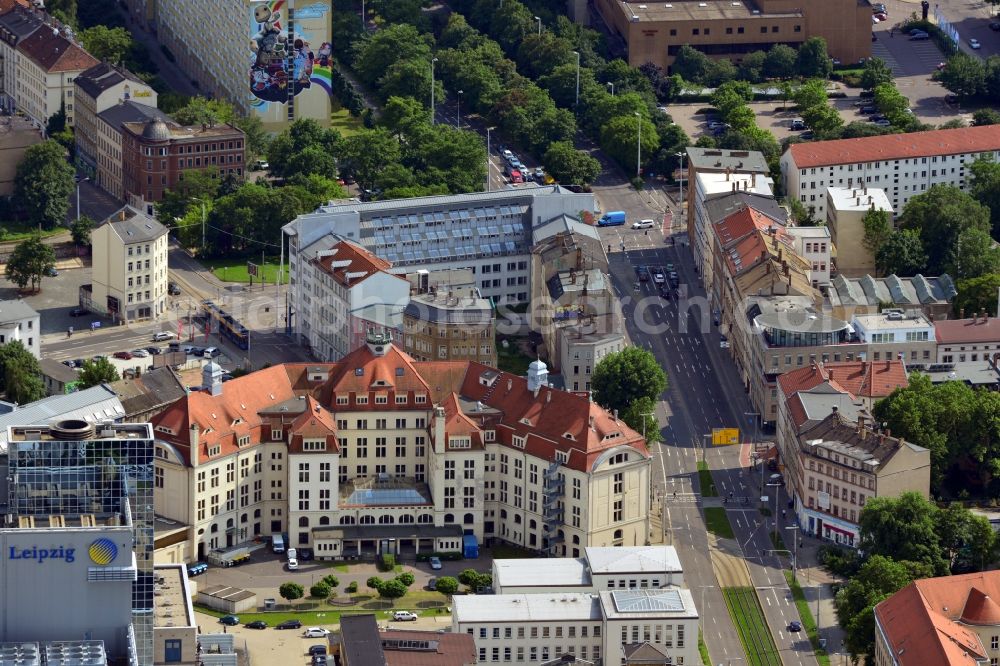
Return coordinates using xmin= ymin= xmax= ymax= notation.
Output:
xmin=152 ymin=333 xmax=651 ymax=562
xmin=593 ymin=0 xmax=871 ymax=73
xmin=284 ymin=186 xmax=598 ymax=334
xmin=1 ymin=420 xmax=155 ymax=665
xmin=780 ymin=125 xmax=1000 ymax=221
xmin=157 ymin=0 xmax=334 ymax=132
xmin=453 ymin=587 xmax=699 ymax=666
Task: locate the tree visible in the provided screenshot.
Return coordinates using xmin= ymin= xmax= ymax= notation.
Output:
xmin=46 ymin=105 xmax=66 ymax=137
xmin=840 ymin=121 xmax=894 ymax=139
xmin=353 ymin=24 xmax=433 ymax=86
xmin=792 ymin=79 xmax=828 ymax=113
xmin=899 ymin=185 xmax=991 ymax=275
xmin=321 ymin=574 xmax=340 ymax=589
xmin=970 ymin=157 xmax=1000 ymax=238
xmin=436 ymin=576 xmax=459 ymax=595
xmin=367 ymin=576 xmax=384 ymax=593
xmin=711 ymin=81 xmax=754 ymax=118
xmin=954 ymin=227 xmax=1000 ymax=279
xmin=542 ymin=141 xmax=600 ymax=185
xmin=835 ymin=555 xmax=932 ymax=663
xmin=801 ymin=103 xmax=843 ymax=139
xmin=860 ymin=57 xmax=894 ymax=91
xmin=937 ymin=53 xmax=986 ymax=99
xmin=796 ymin=37 xmax=832 ymax=78
xmin=5 ymin=234 xmax=55 ymax=292
xmin=339 ymin=128 xmax=402 ymax=191
xmin=71 ymin=215 xmax=95 ymax=247
xmin=598 ymin=114 xmax=658 ymax=176
xmin=954 ymin=273 xmax=1000 ymax=317
xmin=861 ymin=208 xmax=892 ymax=273
xmin=172 ymin=96 xmax=235 ymax=128
xmin=939 ymin=118 xmax=967 ymax=129
xmin=876 ymin=229 xmax=927 ymax=277
xmin=873 ymin=83 xmax=913 ymax=128
xmin=396 ymin=572 xmax=415 ymax=587
xmin=973 ymin=108 xmax=1000 ymax=126
xmin=858 ymin=492 xmax=949 ymax=575
xmin=591 ymin=347 xmax=668 ymax=416
xmin=77 ymin=358 xmax=120 ymax=389
xmin=787 ymin=197 xmax=816 ymax=225
xmin=79 ymin=25 xmax=133 ymax=65
xmin=670 ymin=45 xmax=712 ymax=84
xmin=0 ymin=341 xmax=44 ymax=404
xmin=379 ymin=578 xmax=407 ymax=599
xmin=622 ymin=396 xmax=661 ymax=444
xmin=233 ymin=114 xmax=270 ymax=165
xmin=279 ymin=581 xmax=304 ymax=603
xmin=13 ymin=140 xmax=74 ymax=229
xmin=737 ymin=50 xmax=767 ymax=83
xmin=310 ymin=582 xmax=331 ymax=599
xmin=763 ymin=45 xmax=797 ymax=79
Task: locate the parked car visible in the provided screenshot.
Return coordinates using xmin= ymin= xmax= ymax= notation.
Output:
xmin=45 ymin=267 xmax=58 ymax=277
xmin=632 ymin=218 xmax=655 ymax=229
xmin=113 ymin=351 xmax=133 ymax=360
xmin=253 ymin=159 xmax=269 ymax=170
xmin=303 ymin=628 xmax=331 ymax=638
xmin=991 ymin=21 xmax=1000 ymax=31
xmin=146 ymin=346 xmax=162 ymax=355
xmin=720 ymin=336 xmax=730 ymax=349
xmin=72 ymin=358 xmax=85 ymax=368
xmin=245 ymin=621 xmax=267 ymax=629
xmin=873 ymin=119 xmax=892 ymax=127
xmin=910 ymin=32 xmax=930 ymax=40
xmin=69 ymin=308 xmax=87 ymax=317
xmin=874 ymin=11 xmax=887 ymax=20
xmin=650 ymin=267 xmax=666 ymax=285
xmin=277 ymin=619 xmax=302 ymax=630
xmin=788 ymin=621 xmax=802 ymax=632
xmin=313 ymin=657 xmax=328 ymax=666
xmin=429 ymin=556 xmax=443 ymax=570
xmin=168 ymin=282 xmax=181 ymax=295
xmin=533 ymin=168 xmax=545 ymax=182
xmin=970 ymin=38 xmax=982 ymax=49
xmin=707 ymin=120 xmax=726 ymax=129
xmin=287 ymin=558 xmax=299 ymax=570
xmin=501 ymin=149 xmax=514 ymax=161
xmin=858 ymin=105 xmax=877 ymax=115
xmin=789 ymin=118 xmax=806 ymax=131
xmin=152 ymin=331 xmax=176 ymax=341
xmin=636 ymin=266 xmax=650 ymax=282
xmin=428 ymin=577 xmax=438 ymax=591
xmin=800 ymin=131 xmax=815 ymax=140
xmin=909 ymin=27 xmax=927 ymax=36
xmin=220 ymin=615 xmax=240 ymax=626
xmin=392 ymin=611 xmax=418 ymax=622
xmin=131 ymin=349 xmax=150 ymax=358
xmin=309 ymin=645 xmax=328 ymax=656
xmin=668 ymin=271 xmax=679 ymax=287
xmin=61 ymin=360 xmax=76 ymax=368
xmin=299 ymin=548 xmax=314 ymax=561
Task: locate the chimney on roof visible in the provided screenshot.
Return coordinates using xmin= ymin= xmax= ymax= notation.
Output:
xmin=189 ymin=423 xmax=200 ymax=454
xmin=613 ymin=409 xmax=619 ymax=422
xmin=118 ymin=209 xmax=126 ymax=221
xmin=857 ymin=412 xmax=866 ymax=438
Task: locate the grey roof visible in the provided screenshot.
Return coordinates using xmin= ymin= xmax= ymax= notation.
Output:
xmin=313 ymin=184 xmax=581 ymax=216
xmin=101 ymin=206 xmax=168 ymax=244
xmin=828 ymin=273 xmax=956 ymax=308
xmin=584 ymin=546 xmax=682 ymax=574
xmin=97 ymin=100 xmax=169 ymax=133
xmin=686 ymin=147 xmax=769 ymax=173
xmin=917 ymin=361 xmax=1000 ymax=387
xmin=39 ymin=357 xmax=78 ymax=384
xmin=109 ymin=367 xmax=186 ymax=417
xmin=532 ymin=214 xmax=600 ymax=245
xmin=340 ymin=615 xmax=386 ymax=666
xmin=0 ymin=385 xmax=125 ymax=449
xmin=794 ymin=392 xmax=866 ymax=428
xmin=703 ymin=191 xmax=787 ymax=226
xmin=0 ymin=299 xmax=38 ymax=325
xmin=74 ymin=62 xmax=144 ymax=99
xmin=0 ymin=7 xmax=41 ymax=44
xmin=403 ymin=295 xmax=494 ymax=325
xmin=493 ymin=558 xmax=591 ymax=589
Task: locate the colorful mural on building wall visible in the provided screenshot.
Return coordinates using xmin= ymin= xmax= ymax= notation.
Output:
xmin=248 ymin=0 xmax=332 ymax=127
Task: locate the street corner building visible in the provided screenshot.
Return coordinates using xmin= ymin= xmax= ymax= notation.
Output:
xmin=0 ymin=420 xmax=156 ymax=665
xmin=151 ymin=331 xmax=653 ymax=564
xmin=157 ymin=0 xmax=334 ymax=132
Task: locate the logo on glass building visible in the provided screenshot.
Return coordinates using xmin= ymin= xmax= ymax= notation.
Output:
xmin=89 ymin=538 xmax=118 ymax=565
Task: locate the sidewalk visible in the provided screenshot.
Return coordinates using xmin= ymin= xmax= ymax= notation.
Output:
xmin=789 ymin=534 xmax=848 ymax=654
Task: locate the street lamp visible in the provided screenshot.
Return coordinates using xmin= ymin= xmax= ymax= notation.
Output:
xmin=766 ymin=481 xmax=782 ymax=547
xmin=75 ymin=176 xmax=89 ymax=222
xmin=607 ymin=81 xmax=614 ymax=96
xmin=573 ymin=51 xmax=580 ymax=106
xmin=430 ymin=57 xmax=439 ymax=125
xmin=640 ymin=411 xmax=656 ymax=443
xmin=786 ymin=525 xmax=801 ymax=579
xmin=457 ymin=90 xmax=463 ymax=128
xmin=486 ymin=126 xmax=496 ymax=192
xmin=634 ymin=111 xmax=642 ymax=179
xmin=534 ymin=15 xmax=542 ymax=36
xmin=361 ymin=0 xmax=365 ymax=28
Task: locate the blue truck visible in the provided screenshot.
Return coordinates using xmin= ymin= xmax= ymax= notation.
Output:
xmin=597 ymin=211 xmax=627 ymax=227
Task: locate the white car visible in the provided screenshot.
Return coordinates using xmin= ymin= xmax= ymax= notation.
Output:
xmin=287 ymin=558 xmax=299 ymax=570
xmin=970 ymin=38 xmax=982 ymax=49
xmin=303 ymin=628 xmax=330 ymax=638
xmin=632 ymin=219 xmax=655 ymax=229
xmin=152 ymin=331 xmax=176 ymax=341
xmin=392 ymin=611 xmax=418 ymax=621
xmin=130 ymin=349 xmax=150 ymax=358
xmin=502 ymin=149 xmax=514 ymax=161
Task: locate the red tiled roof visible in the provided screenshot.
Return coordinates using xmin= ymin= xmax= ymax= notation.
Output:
xmin=153 ymin=343 xmax=648 ymax=473
xmin=0 ymin=0 xmax=30 ymax=12
xmin=935 ymin=317 xmax=1000 ymax=345
xmin=380 ymin=629 xmax=476 ymax=666
xmin=312 ymin=240 xmax=403 ymax=288
xmin=777 ymin=360 xmax=908 ymax=400
xmin=787 ymin=125 xmax=1000 ymax=169
xmin=874 ymin=572 xmax=1000 ymax=666
xmin=713 ymin=206 xmax=779 ymax=249
xmin=960 ymin=587 xmax=1000 ymax=626
xmin=16 ymin=28 xmax=97 ymax=72
xmin=786 ymin=393 xmax=808 ymax=430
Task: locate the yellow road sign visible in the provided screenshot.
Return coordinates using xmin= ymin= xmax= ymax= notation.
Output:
xmin=712 ymin=428 xmax=740 ymax=446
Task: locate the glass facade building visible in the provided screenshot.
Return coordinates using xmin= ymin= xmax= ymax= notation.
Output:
xmin=5 ymin=421 xmax=154 ymax=666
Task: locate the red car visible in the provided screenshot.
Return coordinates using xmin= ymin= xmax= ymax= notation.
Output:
xmin=113 ymin=351 xmax=133 ymax=360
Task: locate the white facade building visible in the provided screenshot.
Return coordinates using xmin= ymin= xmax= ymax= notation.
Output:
xmin=283 ymin=186 xmax=597 ymax=337
xmin=780 ymin=125 xmax=1000 ymax=221
xmin=784 ymin=225 xmax=832 ymax=287
xmin=493 ymin=546 xmax=684 ymax=595
xmin=90 ymin=206 xmax=169 ymax=321
xmin=0 ymin=299 xmax=39 ymax=358
xmin=453 ymin=588 xmax=699 ymax=666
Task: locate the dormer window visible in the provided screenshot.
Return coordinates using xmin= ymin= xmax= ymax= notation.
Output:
xmin=356 ymin=396 xmax=368 ymax=405
xmin=563 ymin=432 xmax=576 ymax=441
xmin=395 ymin=367 xmax=404 ymax=376
xmin=513 ymin=435 xmax=526 ymax=449
xmin=415 ymin=394 xmax=427 ymax=404
xmin=484 ymin=430 xmax=495 ymax=442
xmin=375 ymin=394 xmax=388 ymax=405
xmin=449 ymin=437 xmax=471 ymax=449
xmin=520 ymin=418 xmax=532 ymax=426
xmin=232 ymin=418 xmax=244 ymax=427
xmin=271 ymin=428 xmax=283 ymax=441
xmin=395 ymin=395 xmax=407 ymax=404
xmin=303 ymin=441 xmax=326 ymax=451
xmin=555 ymin=451 xmax=569 ymax=463
xmin=207 ymin=445 xmax=221 ymax=457
xmin=336 ymin=396 xmax=349 ymax=405
xmin=155 ymin=425 xmax=174 ymax=435
xmin=237 ymin=435 xmax=250 ymax=447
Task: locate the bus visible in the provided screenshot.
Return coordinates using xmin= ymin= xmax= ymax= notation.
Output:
xmin=200 ymin=300 xmax=250 ymax=350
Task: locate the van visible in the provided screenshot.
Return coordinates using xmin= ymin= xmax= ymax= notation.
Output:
xmin=272 ymin=534 xmax=285 ymax=554
xmin=597 ymin=211 xmax=627 ymax=227
xmin=187 ymin=562 xmax=208 ymax=577
xmin=202 ymin=347 xmax=220 ymax=358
